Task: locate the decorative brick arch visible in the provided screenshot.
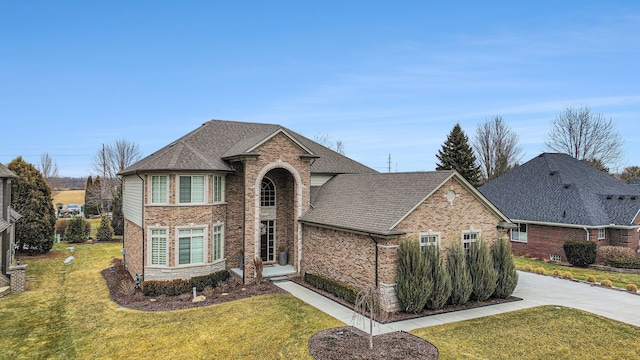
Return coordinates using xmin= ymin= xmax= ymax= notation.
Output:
xmin=253 ymin=160 xmax=304 ymax=272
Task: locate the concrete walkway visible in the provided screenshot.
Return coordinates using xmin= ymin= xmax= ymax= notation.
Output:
xmin=274 ymin=271 xmax=640 ymax=335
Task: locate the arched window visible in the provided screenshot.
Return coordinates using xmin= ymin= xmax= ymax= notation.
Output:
xmin=261 ymin=178 xmax=275 ymax=207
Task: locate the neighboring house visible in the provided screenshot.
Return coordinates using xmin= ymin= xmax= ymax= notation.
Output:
xmin=0 ymin=163 xmax=20 ymax=277
xmin=479 ymin=153 xmax=640 ymax=262
xmin=120 ymin=120 xmax=512 ymax=310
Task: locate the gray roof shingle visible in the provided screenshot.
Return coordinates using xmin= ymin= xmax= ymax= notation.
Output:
xmin=0 ymin=163 xmax=17 ymax=178
xmin=121 ymin=120 xmax=375 ymax=175
xmin=478 ymin=153 xmax=640 ymax=226
xmin=301 ymin=171 xmax=456 ymax=235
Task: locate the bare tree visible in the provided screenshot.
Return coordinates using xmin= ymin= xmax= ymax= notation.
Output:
xmin=472 ymin=116 xmax=522 ymax=183
xmin=38 ymin=152 xmax=59 ymax=190
xmin=620 ymin=166 xmax=640 ymax=183
xmin=351 ymin=285 xmax=389 ymax=350
xmin=313 ymin=133 xmax=346 ymax=155
xmin=545 ymin=106 xmax=623 ymax=170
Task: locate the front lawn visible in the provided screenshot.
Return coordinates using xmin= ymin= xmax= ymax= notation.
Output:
xmin=412 ymin=306 xmax=640 ymax=360
xmin=513 ymin=256 xmax=640 ymax=289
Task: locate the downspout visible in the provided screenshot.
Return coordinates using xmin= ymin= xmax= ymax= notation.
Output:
xmin=583 ymin=227 xmax=590 ymax=241
xmin=241 ymin=162 xmax=246 ymax=284
xmin=135 ymin=171 xmax=145 ymax=282
xmin=369 ymin=235 xmax=379 ymax=288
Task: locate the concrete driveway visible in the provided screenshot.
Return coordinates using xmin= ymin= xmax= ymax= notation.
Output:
xmin=276 ymin=270 xmax=640 ymax=335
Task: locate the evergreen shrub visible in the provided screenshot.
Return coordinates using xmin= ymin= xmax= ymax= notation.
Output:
xmin=467 ymin=240 xmax=497 ymax=301
xmin=396 ymin=239 xmax=431 ymax=313
xmin=424 ymin=245 xmax=451 ymax=310
xmin=447 ymin=242 xmax=472 ymax=306
xmin=607 ymin=257 xmax=640 ymax=269
xmin=97 ymin=215 xmax=113 ymax=241
xmin=491 ymin=237 xmax=518 ymax=299
xmin=563 ymin=240 xmax=597 ymax=267
xmin=64 ymin=216 xmax=88 ymax=243
xmin=304 ymin=272 xmax=359 ymax=304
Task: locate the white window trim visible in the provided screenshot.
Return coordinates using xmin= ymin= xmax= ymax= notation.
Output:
xmin=175 ymin=224 xmax=209 ymax=266
xmin=177 ymin=174 xmax=208 ymax=204
xmin=212 ymin=222 xmax=225 ymax=262
xmin=212 ymin=175 xmax=225 ymax=204
xmin=462 ymin=229 xmax=481 ymax=254
xmin=598 ymin=228 xmax=606 ymax=240
xmin=419 ymin=230 xmax=441 ymax=251
xmin=511 ymin=223 xmax=528 ymax=243
xmin=149 ymin=174 xmax=169 ymax=205
xmin=147 ymin=226 xmax=169 ymax=267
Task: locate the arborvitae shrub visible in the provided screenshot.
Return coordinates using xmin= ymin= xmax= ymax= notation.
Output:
xmin=467 ymin=240 xmax=497 ymax=301
xmin=424 ymin=245 xmax=452 ymax=310
xmin=447 ymin=242 xmax=472 ymax=306
xmin=552 ymin=269 xmax=561 ymax=277
xmin=523 ymin=264 xmax=533 ymax=272
xmin=491 ymin=237 xmax=518 ymax=299
xmin=562 ymin=272 xmax=574 ymax=280
xmin=64 ymin=216 xmax=88 ymax=243
xmin=600 ymin=279 xmax=613 ymax=287
xmin=534 ymin=267 xmax=546 ymax=275
xmin=626 ymin=284 xmax=638 ymax=293
xmin=563 ymin=240 xmax=597 ymax=267
xmin=97 ymin=215 xmax=113 ymax=241
xmin=396 ymin=239 xmax=431 ymax=313
xmin=586 ymin=275 xmax=596 ymax=283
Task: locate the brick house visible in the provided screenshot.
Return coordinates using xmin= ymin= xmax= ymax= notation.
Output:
xmin=120 ymin=120 xmax=512 ymax=310
xmin=479 ymin=153 xmax=640 ymax=262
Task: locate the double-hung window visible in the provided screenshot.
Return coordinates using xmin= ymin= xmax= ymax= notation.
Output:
xmin=179 ymin=175 xmax=206 ymax=204
xmin=462 ymin=231 xmax=479 ymax=255
xmin=151 ymin=175 xmax=168 ymax=204
xmin=150 ymin=228 xmax=168 ymax=266
xmin=178 ymin=228 xmax=205 ymax=265
xmin=212 ymin=224 xmax=223 ymax=261
xmin=598 ymin=228 xmax=606 ymax=240
xmin=213 ymin=175 xmax=224 ymax=203
xmin=419 ymin=232 xmax=440 ymax=252
xmin=511 ymin=223 xmax=528 ymax=243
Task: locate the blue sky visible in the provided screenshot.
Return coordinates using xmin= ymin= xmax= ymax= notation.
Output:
xmin=1 ymin=1 xmax=639 ymax=177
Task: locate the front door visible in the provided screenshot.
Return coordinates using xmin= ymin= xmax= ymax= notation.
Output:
xmin=260 ymin=220 xmax=275 ymax=262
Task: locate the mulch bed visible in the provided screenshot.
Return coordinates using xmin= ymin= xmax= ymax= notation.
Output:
xmin=102 ymin=264 xmax=286 ymax=311
xmin=308 ymin=326 xmax=438 ymax=360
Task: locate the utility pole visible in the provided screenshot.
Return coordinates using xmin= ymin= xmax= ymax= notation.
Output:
xmin=387 ymin=154 xmax=391 ymax=173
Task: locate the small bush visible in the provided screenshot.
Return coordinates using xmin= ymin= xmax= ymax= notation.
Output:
xmin=600 ymin=279 xmax=613 ymax=287
xmin=396 ymin=239 xmax=431 ymax=313
xmin=202 ymin=286 xmax=216 ymax=298
xmin=586 ymin=275 xmax=596 ymax=283
xmin=607 ymin=257 xmax=640 ymax=269
xmin=552 ymin=269 xmax=561 ymax=277
xmin=142 ymin=270 xmax=230 ymax=296
xmin=562 ymin=272 xmax=574 ymax=280
xmin=599 ymin=246 xmax=637 ymax=263
xmin=304 ymin=272 xmax=359 ymax=304
xmin=467 ymin=240 xmax=497 ymax=302
xmin=626 ymin=284 xmax=638 ymax=293
xmin=119 ymin=280 xmax=136 ymax=296
xmin=563 ymin=240 xmax=597 ymax=267
xmin=64 ymin=216 xmax=88 ymax=243
xmin=96 ymin=215 xmax=113 ymax=241
xmin=448 ymin=242 xmax=472 ymax=306
xmin=55 ymin=220 xmax=69 ymax=241
xmin=534 ymin=267 xmax=546 ymax=275
xmin=523 ymin=264 xmax=533 ymax=272
xmin=491 ymin=237 xmax=518 ymax=299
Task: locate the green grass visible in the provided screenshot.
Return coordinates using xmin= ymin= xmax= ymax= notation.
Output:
xmin=412 ymin=306 xmax=640 ymax=360
xmin=513 ymin=256 xmax=640 ymax=289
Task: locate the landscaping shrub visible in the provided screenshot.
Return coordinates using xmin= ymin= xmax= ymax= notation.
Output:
xmin=599 ymin=246 xmax=637 ymax=263
xmin=424 ymin=245 xmax=451 ymax=310
xmin=562 ymin=272 xmax=574 ymax=280
xmin=586 ymin=275 xmax=596 ymax=283
xmin=523 ymin=264 xmax=533 ymax=272
xmin=563 ymin=240 xmax=597 ymax=267
xmin=396 ymin=239 xmax=431 ymax=313
xmin=96 ymin=215 xmax=113 ymax=241
xmin=304 ymin=272 xmax=359 ymax=304
xmin=600 ymin=279 xmax=613 ymax=287
xmin=552 ymin=269 xmax=561 ymax=277
xmin=467 ymin=240 xmax=497 ymax=301
xmin=190 ymin=270 xmax=230 ymax=291
xmin=64 ymin=216 xmax=88 ymax=243
xmin=534 ymin=267 xmax=546 ymax=275
xmin=447 ymin=242 xmax=472 ymax=306
xmin=142 ymin=270 xmax=230 ymax=296
xmin=607 ymin=257 xmax=640 ymax=269
xmin=491 ymin=238 xmax=518 ymax=299
xmin=625 ymin=284 xmax=638 ymax=293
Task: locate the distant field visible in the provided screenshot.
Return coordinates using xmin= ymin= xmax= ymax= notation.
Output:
xmin=52 ymin=189 xmax=85 ymax=206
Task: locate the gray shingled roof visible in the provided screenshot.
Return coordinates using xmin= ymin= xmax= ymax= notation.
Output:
xmin=301 ymin=171 xmax=457 ymax=235
xmin=120 ymin=120 xmax=375 ymax=175
xmin=0 ymin=163 xmax=17 ymax=178
xmin=478 ymin=153 xmax=640 ymax=227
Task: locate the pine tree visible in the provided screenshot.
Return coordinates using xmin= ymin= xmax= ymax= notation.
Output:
xmin=491 ymin=237 xmax=518 ymax=298
xmin=396 ymin=239 xmax=432 ymax=313
xmin=84 ymin=176 xmax=94 ymax=217
xmin=424 ymin=245 xmax=452 ymax=310
xmin=447 ymin=242 xmax=472 ymax=305
xmin=64 ymin=216 xmax=87 ymax=243
xmin=8 ymin=157 xmax=56 ymax=255
xmin=436 ymin=123 xmax=482 ymax=187
xmin=111 ymin=185 xmax=124 ymax=235
xmin=467 ymin=240 xmax=498 ymax=301
xmin=97 ymin=214 xmax=113 ymax=241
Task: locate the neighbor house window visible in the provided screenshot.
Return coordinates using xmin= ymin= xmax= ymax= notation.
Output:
xmin=151 ymin=175 xmax=168 ymax=204
xmin=511 ymin=223 xmax=528 ymax=243
xmin=462 ymin=231 xmax=479 ymax=255
xmin=179 ymin=175 xmax=206 ymax=203
xmin=419 ymin=232 xmax=440 ymax=252
xmin=149 ymin=228 xmax=168 ymax=266
xmin=213 ymin=175 xmax=224 ymax=203
xmin=212 ymin=224 xmax=223 ymax=261
xmin=178 ymin=227 xmax=206 ymax=265
xmin=598 ymin=228 xmax=606 ymax=239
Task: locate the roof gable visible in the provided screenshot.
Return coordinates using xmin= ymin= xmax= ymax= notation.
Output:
xmin=0 ymin=163 xmax=17 ymax=178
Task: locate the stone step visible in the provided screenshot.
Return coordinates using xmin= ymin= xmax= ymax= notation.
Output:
xmin=269 ymin=276 xmax=290 ymax=283
xmin=0 ymin=286 xmax=10 ymax=298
